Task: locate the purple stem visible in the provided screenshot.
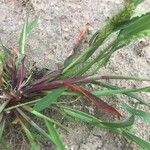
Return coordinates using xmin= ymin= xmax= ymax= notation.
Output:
xmin=16 ymin=57 xmax=26 ymax=90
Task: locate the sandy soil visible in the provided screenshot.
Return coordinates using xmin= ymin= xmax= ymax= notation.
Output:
xmin=0 ymin=0 xmax=150 ymax=150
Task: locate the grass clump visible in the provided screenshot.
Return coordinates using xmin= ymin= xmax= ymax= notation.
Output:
xmin=0 ymin=0 xmax=150 ymax=149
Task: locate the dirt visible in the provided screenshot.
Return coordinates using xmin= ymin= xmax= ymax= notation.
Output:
xmin=0 ymin=0 xmax=150 ymax=150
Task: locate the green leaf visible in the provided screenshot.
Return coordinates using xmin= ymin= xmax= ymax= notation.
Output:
xmin=62 ymin=107 xmax=150 ymax=149
xmin=34 ymin=87 xmax=67 ymax=112
xmin=64 ymin=52 xmax=80 ymax=68
xmin=117 ymin=12 xmax=150 ymax=47
xmin=62 ymin=0 xmax=146 ymax=76
xmin=128 ymin=0 xmax=144 ymax=6
xmin=101 ymin=115 xmax=135 ymax=128
xmin=62 ymin=106 xmax=101 ymax=123
xmin=62 ymin=107 xmax=135 ymax=128
xmin=20 ymin=120 xmax=40 ymax=150
xmin=0 ymin=101 xmax=9 ymax=113
xmin=92 ymin=81 xmax=150 ymax=107
xmin=19 ymin=17 xmax=39 ymax=55
xmin=17 ymin=108 xmax=53 ymax=143
xmin=89 ymin=30 xmax=99 ymax=46
xmin=0 ymin=51 xmax=6 ymax=63
xmin=122 ymin=130 xmax=150 ymax=150
xmin=112 ymin=0 xmax=145 ymax=32
xmin=26 ymin=17 xmax=39 ymax=34
xmin=62 ymin=86 xmax=150 ymax=100
xmin=89 ymin=12 xmax=150 ymax=74
xmin=99 ymin=75 xmax=150 ymax=81
xmin=92 ymin=86 xmax=150 ymax=96
xmin=45 ymin=120 xmax=65 ymax=150
xmin=62 ymin=46 xmax=94 ymax=75
xmin=0 ymin=120 xmax=5 ymax=141
xmin=83 ymin=1 xmax=138 ymax=60
xmin=0 ymin=139 xmax=9 ymax=150
xmin=0 ymin=40 xmax=10 ymax=55
xmin=19 ymin=20 xmax=27 ymax=55
xmin=25 ymin=108 xmax=69 ymax=131
xmin=123 ymin=103 xmax=150 ymax=124
xmin=84 ymin=0 xmax=143 ymax=56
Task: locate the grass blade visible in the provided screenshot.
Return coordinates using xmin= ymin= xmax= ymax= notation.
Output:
xmin=19 ymin=17 xmax=39 ymax=55
xmin=4 ymin=99 xmax=40 ymax=111
xmin=122 ymin=130 xmax=150 ymax=150
xmin=16 ymin=56 xmax=26 ymax=89
xmin=62 ymin=107 xmax=150 ymax=149
xmin=17 ymin=108 xmax=53 ymax=143
xmin=99 ymin=75 xmax=150 ymax=81
xmin=62 ymin=106 xmax=134 ymax=128
xmin=19 ymin=20 xmax=27 ymax=55
xmin=34 ymin=87 xmax=67 ymax=112
xmin=0 ymin=101 xmax=9 ymax=113
xmin=0 ymin=50 xmax=6 ymax=63
xmin=64 ymin=82 xmax=121 ymax=116
xmin=0 ymin=120 xmax=5 ymax=141
xmin=0 ymin=139 xmax=9 ymax=150
xmin=117 ymin=12 xmax=150 ymax=47
xmin=62 ymin=0 xmax=143 ymax=75
xmin=45 ymin=120 xmax=65 ymax=150
xmin=5 ymin=58 xmax=17 ymax=86
xmin=123 ymin=103 xmax=150 ymax=124
xmin=92 ymin=86 xmax=150 ymax=96
xmin=101 ymin=115 xmax=135 ymax=128
xmin=23 ymin=106 xmax=69 ymax=131
xmin=92 ymin=81 xmax=150 ymax=106
xmin=26 ymin=17 xmax=39 ymax=34
xmin=62 ymin=106 xmax=102 ymax=124
xmin=19 ymin=119 xmax=40 ymax=150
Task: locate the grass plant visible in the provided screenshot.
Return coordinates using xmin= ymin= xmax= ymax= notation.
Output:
xmin=0 ymin=0 xmax=150 ymax=149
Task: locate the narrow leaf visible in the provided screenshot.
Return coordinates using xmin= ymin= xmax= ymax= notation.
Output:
xmin=62 ymin=107 xmax=134 ymax=128
xmin=64 ymin=82 xmax=121 ymax=116
xmin=0 ymin=51 xmax=6 ymax=63
xmin=16 ymin=56 xmax=26 ymax=89
xmin=0 ymin=120 xmax=5 ymax=141
xmin=117 ymin=12 xmax=150 ymax=46
xmin=34 ymin=87 xmax=67 ymax=111
xmin=26 ymin=17 xmax=39 ymax=34
xmin=45 ymin=120 xmax=65 ymax=150
xmin=101 ymin=115 xmax=135 ymax=128
xmin=17 ymin=108 xmax=53 ymax=142
xmin=122 ymin=130 xmax=150 ymax=150
xmin=64 ymin=52 xmax=80 ymax=68
xmin=92 ymin=86 xmax=150 ymax=96
xmin=19 ymin=17 xmax=39 ymax=55
xmin=5 ymin=58 xmax=17 ymax=87
xmin=23 ymin=106 xmax=69 ymax=131
xmin=100 ymin=75 xmax=150 ymax=81
xmin=92 ymin=81 xmax=150 ymax=107
xmin=123 ymin=103 xmax=150 ymax=124
xmin=19 ymin=119 xmax=40 ymax=150
xmin=19 ymin=20 xmax=27 ymax=55
xmin=0 ymin=101 xmax=9 ymax=113
xmin=62 ymin=106 xmax=101 ymax=124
